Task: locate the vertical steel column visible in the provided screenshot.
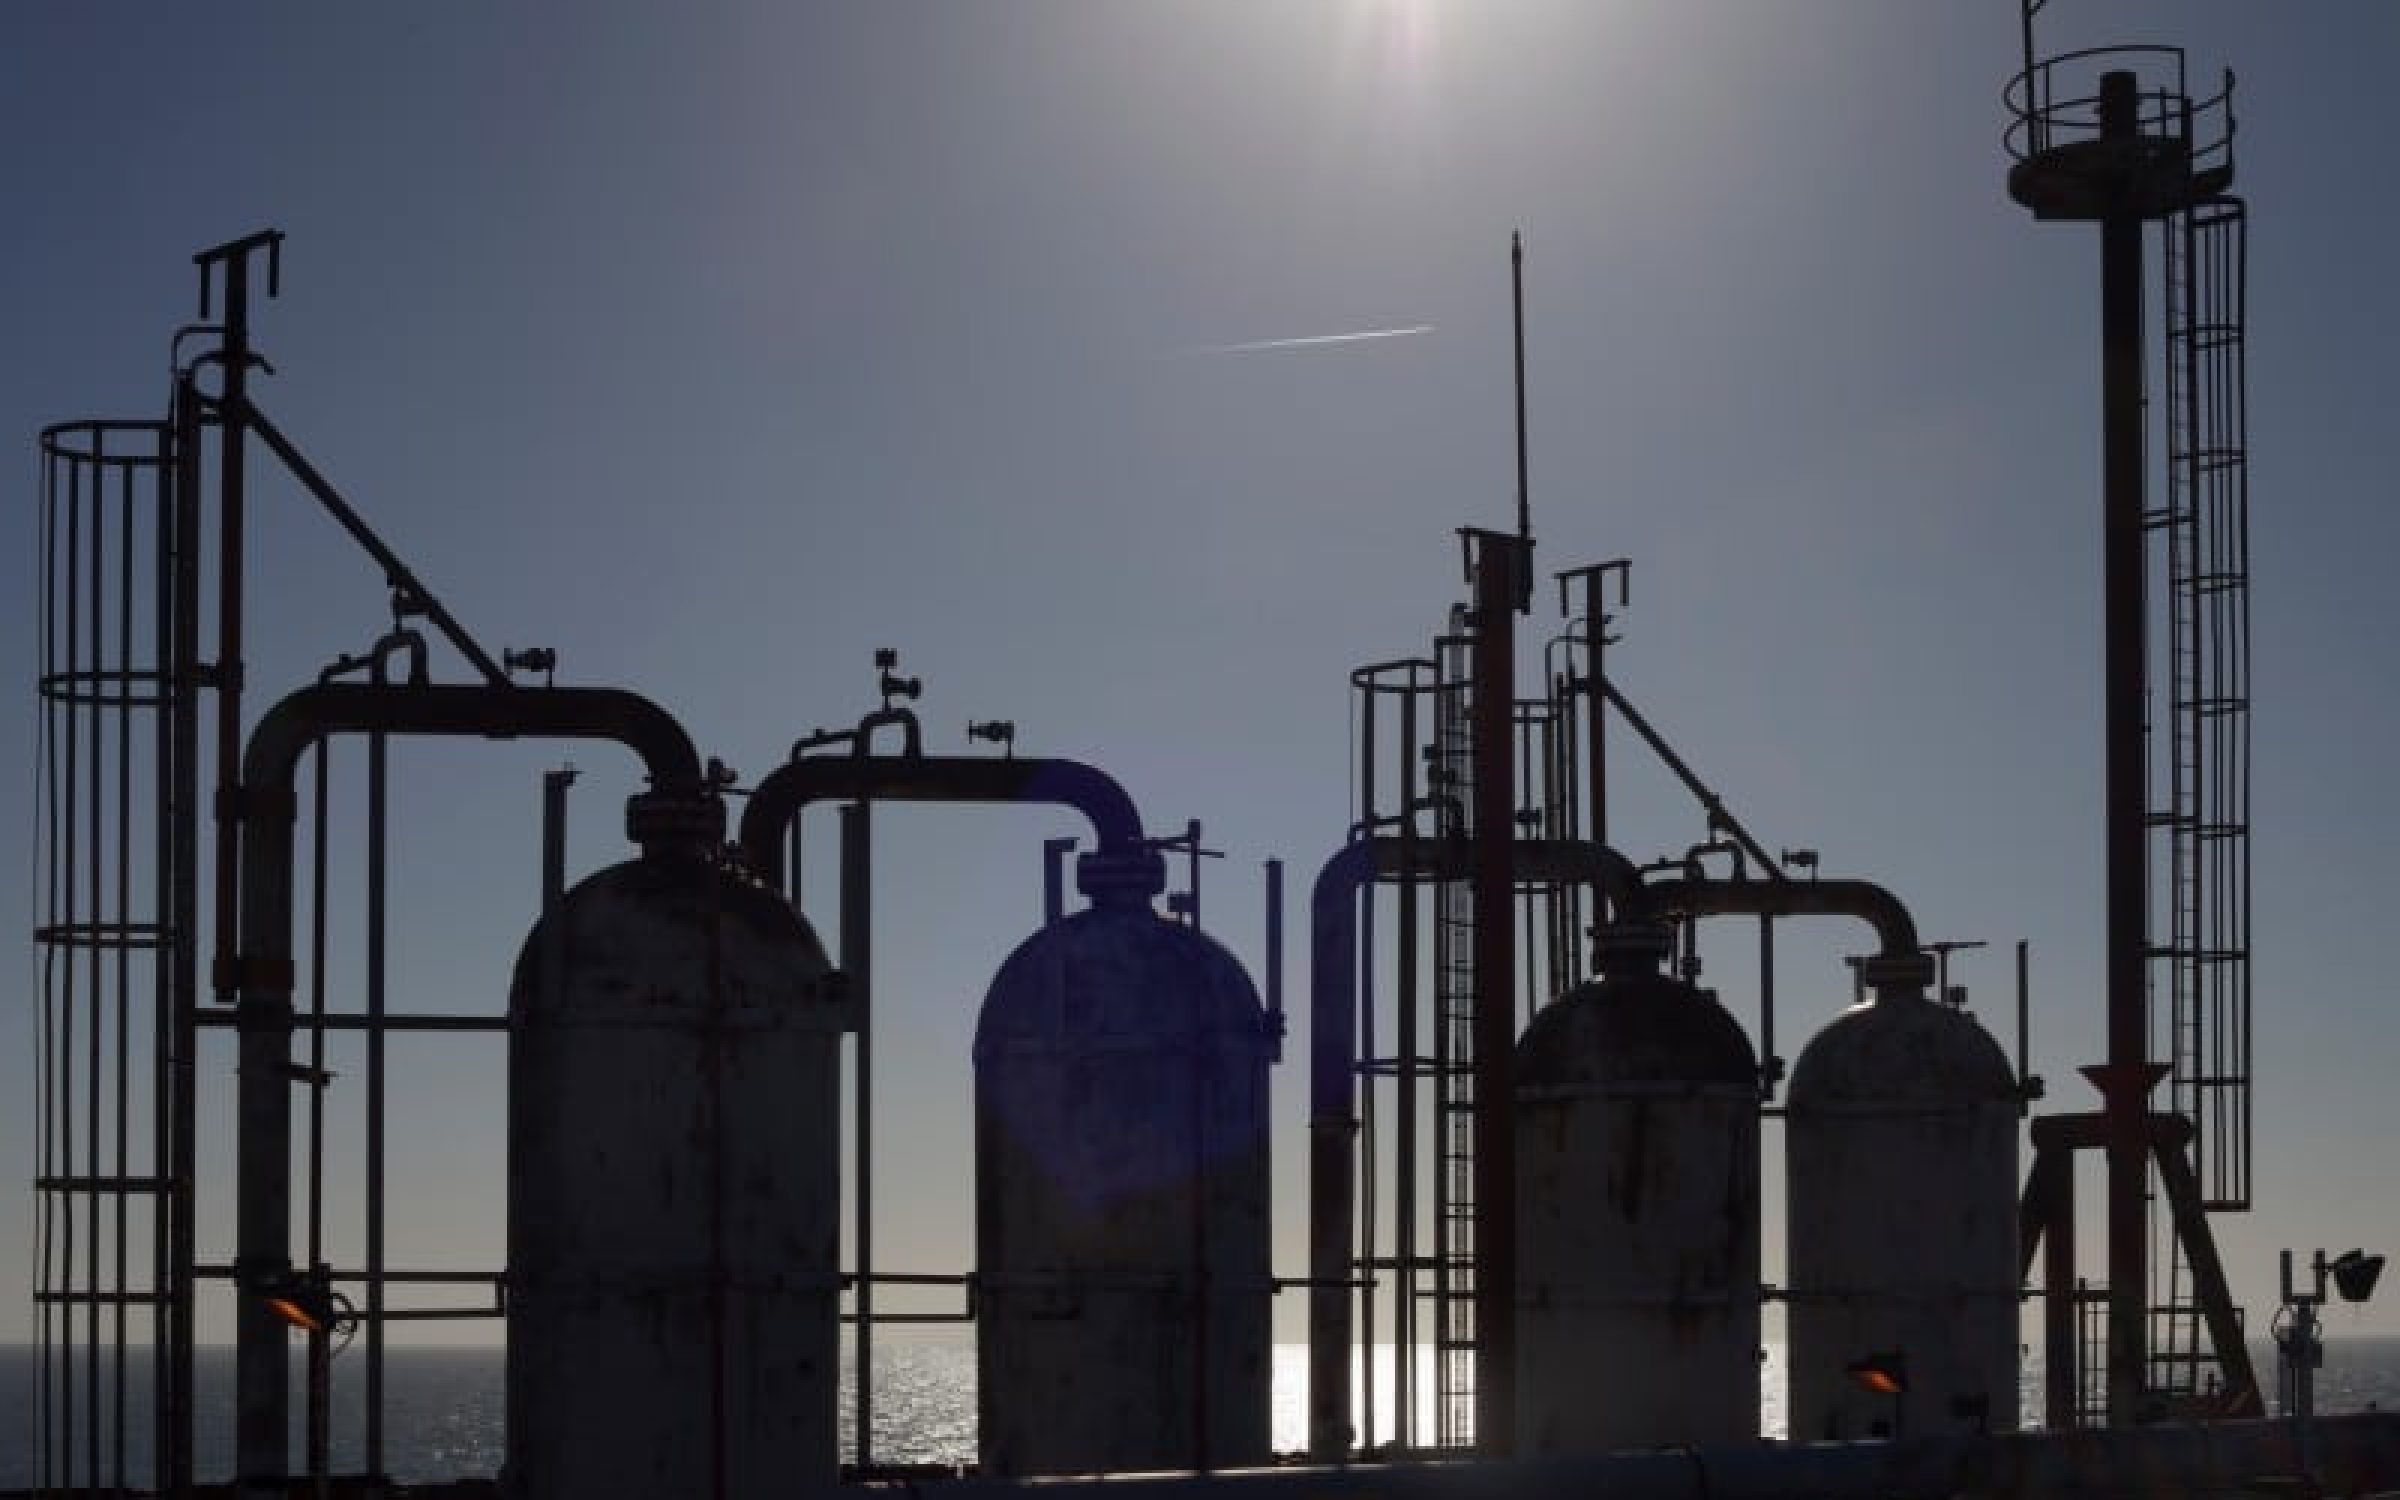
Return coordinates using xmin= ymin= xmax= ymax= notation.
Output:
xmin=82 ymin=428 xmax=101 ymax=1492
xmin=150 ymin=420 xmax=178 ymax=1497
xmin=168 ymin=382 xmax=203 ymax=1499
xmin=111 ymin=449 xmax=134 ymax=1492
xmin=2044 ymin=1155 xmax=2078 ymax=1429
xmin=1465 ymin=531 xmax=1523 ymax=1456
xmin=209 ymin=232 xmax=292 ymax=1500
xmin=844 ymin=802 xmax=874 ymax=1467
xmin=1583 ymin=594 xmax=1606 ymax=850
xmin=2092 ymin=69 xmax=2157 ymax=1431
xmin=1356 ymin=673 xmax=1380 ymax=1448
xmin=1395 ymin=688 xmax=1419 ymax=1448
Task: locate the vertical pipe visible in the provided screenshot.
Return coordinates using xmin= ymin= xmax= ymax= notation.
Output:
xmin=843 ymin=802 xmax=874 ymax=1468
xmin=221 ymin=254 xmax=294 ymax=1500
xmin=1758 ymin=915 xmax=1775 ymax=1097
xmin=532 ymin=756 xmax=571 ymax=1493
xmin=1266 ymin=860 xmax=1285 ymax=1057
xmin=1044 ymin=837 xmax=1076 ymax=926
xmin=2096 ymin=69 xmax=2152 ymax=1432
xmin=2017 ymin=941 xmax=2032 ymax=1100
xmin=212 ymin=263 xmax=250 ymax=1005
xmin=1308 ymin=842 xmax=1372 ymax=1459
xmin=1467 ymin=535 xmax=1519 ymax=1456
xmin=2045 ymin=1157 xmax=2078 ymax=1428
xmin=235 ymin=800 xmax=297 ymax=1500
xmin=365 ymin=732 xmax=397 ymax=1479
xmin=306 ymin=743 xmax=330 ymax=1490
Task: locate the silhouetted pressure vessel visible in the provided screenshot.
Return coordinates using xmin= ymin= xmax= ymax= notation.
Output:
xmin=506 ymin=849 xmax=848 ymax=1500
xmin=1786 ymin=991 xmax=2019 ymax=1440
xmin=974 ymin=855 xmax=1274 ymax=1476
xmin=1515 ymin=928 xmax=1762 ymax=1453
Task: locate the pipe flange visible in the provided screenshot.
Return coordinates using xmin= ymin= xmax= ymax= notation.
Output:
xmin=1075 ymin=848 xmax=1167 ymax=907
xmin=1859 ymin=951 xmax=1937 ymax=996
xmin=1592 ymin=919 xmax=1674 ymax=973
xmin=625 ymin=788 xmax=724 ymax=856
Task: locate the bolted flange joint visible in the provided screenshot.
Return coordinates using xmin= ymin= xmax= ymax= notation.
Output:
xmin=625 ymin=786 xmax=725 ymax=859
xmin=1859 ymin=950 xmax=1938 ymax=998
xmin=1592 ymin=919 xmax=1675 ymax=974
xmin=1075 ymin=847 xmax=1167 ymax=909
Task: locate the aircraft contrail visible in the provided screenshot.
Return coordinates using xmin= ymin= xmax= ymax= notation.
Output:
xmin=1187 ymin=323 xmax=1433 ymax=356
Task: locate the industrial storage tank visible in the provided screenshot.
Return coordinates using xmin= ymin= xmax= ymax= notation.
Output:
xmin=975 ymin=853 xmax=1274 ymax=1476
xmin=506 ymin=839 xmax=850 ymax=1500
xmin=1786 ymin=986 xmax=2020 ymax=1440
xmin=1515 ymin=925 xmax=1762 ymax=1453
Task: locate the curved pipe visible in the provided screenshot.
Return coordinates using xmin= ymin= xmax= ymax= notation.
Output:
xmin=1626 ymin=875 xmax=1930 ymax=992
xmin=735 ymin=753 xmax=1147 ymax=893
xmin=242 ymin=681 xmax=701 ymax=799
xmin=1306 ymin=835 xmax=1640 ymax=1460
xmin=234 ymin=681 xmax=705 ymax=1494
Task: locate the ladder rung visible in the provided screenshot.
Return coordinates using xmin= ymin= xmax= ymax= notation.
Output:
xmin=34 ymin=1288 xmax=172 ymax=1306
xmin=37 ymin=1175 xmax=173 ymax=1194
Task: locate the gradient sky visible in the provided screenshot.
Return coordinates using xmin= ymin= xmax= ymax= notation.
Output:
xmin=5 ymin=0 xmax=2399 ymax=1382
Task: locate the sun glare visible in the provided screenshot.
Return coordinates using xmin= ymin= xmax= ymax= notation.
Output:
xmin=1342 ymin=0 xmax=1442 ymax=88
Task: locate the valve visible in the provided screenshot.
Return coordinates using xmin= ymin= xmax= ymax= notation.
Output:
xmin=504 ymin=646 xmax=558 ymax=687
xmin=967 ymin=720 xmax=1016 ymax=756
xmin=872 ymin=647 xmax=923 ymax=708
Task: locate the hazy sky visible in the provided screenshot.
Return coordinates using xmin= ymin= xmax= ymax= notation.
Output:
xmin=6 ymin=0 xmax=2400 ymax=1389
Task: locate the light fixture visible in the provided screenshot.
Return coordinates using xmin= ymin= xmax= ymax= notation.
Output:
xmin=2331 ymin=1250 xmax=2385 ymax=1305
xmin=1846 ymin=1351 xmax=1908 ymax=1397
xmin=264 ymin=1288 xmax=330 ymax=1334
xmin=247 ymin=1268 xmax=347 ymax=1336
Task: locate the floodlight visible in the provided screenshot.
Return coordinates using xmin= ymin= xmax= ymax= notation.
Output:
xmin=2331 ymin=1250 xmax=2385 ymax=1305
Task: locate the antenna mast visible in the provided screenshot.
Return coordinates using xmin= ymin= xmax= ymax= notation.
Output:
xmin=1511 ymin=231 xmax=1531 ymax=576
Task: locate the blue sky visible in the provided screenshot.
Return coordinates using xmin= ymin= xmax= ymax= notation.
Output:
xmin=5 ymin=0 xmax=2399 ymax=1381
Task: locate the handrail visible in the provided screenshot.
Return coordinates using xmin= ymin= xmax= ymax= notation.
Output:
xmin=2003 ymin=45 xmax=2234 ymax=182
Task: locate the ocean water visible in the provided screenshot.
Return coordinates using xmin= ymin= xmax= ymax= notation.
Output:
xmin=9 ymin=1336 xmax=2400 ymax=1490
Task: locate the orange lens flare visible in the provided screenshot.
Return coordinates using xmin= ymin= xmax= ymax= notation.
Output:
xmin=264 ymin=1295 xmax=323 ymax=1333
xmin=1853 ymin=1368 xmax=1904 ymax=1397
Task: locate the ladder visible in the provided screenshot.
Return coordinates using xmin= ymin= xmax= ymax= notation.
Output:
xmin=2148 ymin=191 xmax=2253 ymax=1402
xmin=1431 ymin=616 xmax=1479 ymax=1448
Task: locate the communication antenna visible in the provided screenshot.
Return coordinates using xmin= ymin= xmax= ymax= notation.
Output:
xmin=1511 ymin=230 xmax=1532 ymax=610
